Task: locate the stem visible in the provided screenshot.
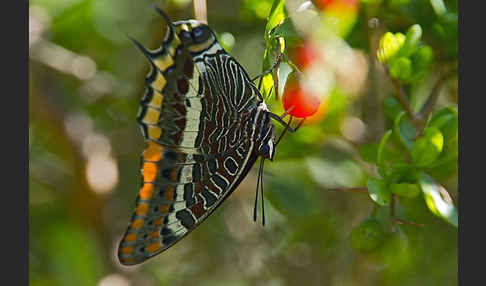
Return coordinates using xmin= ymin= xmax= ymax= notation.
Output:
xmin=193 ymin=0 xmax=207 ymax=24
xmin=390 ymin=194 xmax=424 ymax=227
xmin=385 ymin=67 xmax=419 ymax=126
xmin=413 ymin=68 xmax=457 ymax=138
xmin=419 ymin=69 xmax=458 ymax=119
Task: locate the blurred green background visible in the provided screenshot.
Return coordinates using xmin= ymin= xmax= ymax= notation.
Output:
xmin=29 ymin=0 xmax=457 ymax=285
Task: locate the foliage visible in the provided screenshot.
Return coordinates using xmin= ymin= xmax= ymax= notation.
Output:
xmin=29 ymin=0 xmax=457 ymax=285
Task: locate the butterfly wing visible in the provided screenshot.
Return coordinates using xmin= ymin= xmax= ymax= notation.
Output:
xmin=118 ymin=19 xmax=261 ymax=265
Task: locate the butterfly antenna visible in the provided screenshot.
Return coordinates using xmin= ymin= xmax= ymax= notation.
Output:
xmin=143 ymin=0 xmax=175 ymax=28
xmin=253 ymin=159 xmax=261 ymax=222
xmin=260 ymin=158 xmax=266 ymax=226
xmin=125 ymin=34 xmax=154 ymax=60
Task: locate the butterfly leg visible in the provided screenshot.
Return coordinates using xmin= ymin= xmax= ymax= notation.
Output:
xmin=253 ymin=41 xmax=283 ymax=100
xmin=252 ymin=50 xmax=283 ymax=83
xmin=268 ymin=112 xmax=297 ymax=133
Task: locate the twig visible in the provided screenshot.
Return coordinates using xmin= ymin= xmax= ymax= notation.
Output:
xmin=412 ymin=68 xmax=457 ymax=138
xmin=390 ymin=194 xmax=424 ymax=228
xmin=392 ymin=217 xmax=425 ymax=227
xmin=385 ymin=67 xmax=419 ymax=126
xmin=419 ymin=69 xmax=458 ymax=119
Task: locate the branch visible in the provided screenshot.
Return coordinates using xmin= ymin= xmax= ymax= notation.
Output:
xmin=385 ymin=67 xmax=420 ymax=125
xmin=390 ymin=194 xmax=424 ymax=228
xmin=419 ymin=68 xmax=458 ymax=119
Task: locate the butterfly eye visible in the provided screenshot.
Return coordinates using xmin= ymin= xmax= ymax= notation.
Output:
xmin=179 ymin=30 xmax=193 ymax=45
xmin=192 ymin=26 xmax=211 ymax=43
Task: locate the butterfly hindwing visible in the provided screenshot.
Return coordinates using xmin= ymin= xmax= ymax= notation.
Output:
xmin=119 ymin=19 xmax=261 ymax=265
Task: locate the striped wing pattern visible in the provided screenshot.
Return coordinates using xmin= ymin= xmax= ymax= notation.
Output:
xmin=118 ymin=19 xmax=261 ymax=265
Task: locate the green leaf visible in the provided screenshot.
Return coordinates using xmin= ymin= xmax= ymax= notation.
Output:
xmin=367 ymin=178 xmax=391 ymax=206
xmin=399 ymin=24 xmax=422 ymax=57
xmin=426 ymin=108 xmax=458 ymax=167
xmin=260 ymin=47 xmax=275 ymax=98
xmin=418 ymin=172 xmax=458 ymax=227
xmin=411 ymin=127 xmax=444 ymax=167
xmin=269 ymin=17 xmax=299 ymax=43
xmin=388 ymin=163 xmax=418 ymax=183
xmin=411 ymin=45 xmax=433 ymax=73
xmin=377 ymin=130 xmax=393 ymax=178
xmin=383 ymin=97 xmax=404 ymax=120
xmin=430 ymin=134 xmax=457 ymax=168
xmin=389 ymin=57 xmax=413 ymax=80
xmin=260 ymin=0 xmax=286 ymax=99
xmin=390 ymin=183 xmax=421 ymax=198
xmin=265 ymin=0 xmax=286 ymax=38
xmin=393 ymin=111 xmax=416 ymax=150
xmin=350 ymin=218 xmax=385 ymax=252
xmin=427 ymin=107 xmax=458 ymax=140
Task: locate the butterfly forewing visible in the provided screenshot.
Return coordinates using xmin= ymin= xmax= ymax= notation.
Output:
xmin=118 ymin=19 xmax=261 ymax=265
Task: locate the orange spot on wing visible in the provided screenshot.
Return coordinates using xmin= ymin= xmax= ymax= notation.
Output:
xmin=165 ymin=187 xmax=174 ymax=201
xmin=142 ymin=162 xmax=158 ymax=182
xmin=131 ymin=219 xmax=144 ymax=229
xmin=148 ymin=231 xmax=159 ymax=239
xmin=124 ymin=233 xmax=137 ymax=242
xmin=140 ymin=184 xmax=155 ymax=200
xmin=146 ymin=242 xmax=162 ymax=253
xmin=144 ymin=142 xmax=163 ymax=162
xmin=154 ymin=218 xmax=164 ymax=226
xmin=122 ymin=257 xmax=134 ymax=264
xmin=136 ymin=203 xmax=149 ymax=216
xmin=159 ymin=204 xmax=169 ymax=213
xmin=170 ymin=167 xmax=179 ymax=181
xmin=121 ymin=246 xmax=133 ymax=254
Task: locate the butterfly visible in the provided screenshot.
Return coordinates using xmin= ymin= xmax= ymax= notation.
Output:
xmin=118 ymin=2 xmax=301 ymax=266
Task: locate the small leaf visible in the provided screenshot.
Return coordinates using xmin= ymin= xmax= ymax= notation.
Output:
xmin=269 ymin=17 xmax=299 ymax=44
xmin=411 ymin=45 xmax=433 ymax=73
xmin=427 ymin=107 xmax=458 ymax=141
xmin=383 ymin=97 xmax=404 ymax=121
xmin=265 ymin=0 xmax=286 ymax=38
xmin=389 ymin=57 xmax=413 ymax=80
xmin=377 ymin=130 xmax=393 ymax=178
xmin=260 ymin=47 xmax=275 ymax=98
xmin=367 ymin=178 xmax=390 ymax=206
xmin=418 ymin=172 xmax=458 ymax=227
xmin=399 ymin=24 xmax=422 ymax=57
xmin=388 ymin=163 xmax=418 ymax=183
xmin=390 ymin=183 xmax=421 ymax=198
xmin=426 ymin=108 xmax=458 ymax=167
xmin=393 ymin=111 xmax=416 ymax=150
xmin=411 ymin=127 xmax=444 ymax=167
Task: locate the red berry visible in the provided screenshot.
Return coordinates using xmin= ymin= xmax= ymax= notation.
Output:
xmin=290 ymin=40 xmax=320 ymax=70
xmin=312 ymin=0 xmax=358 ymax=11
xmin=282 ymin=74 xmax=321 ymax=118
